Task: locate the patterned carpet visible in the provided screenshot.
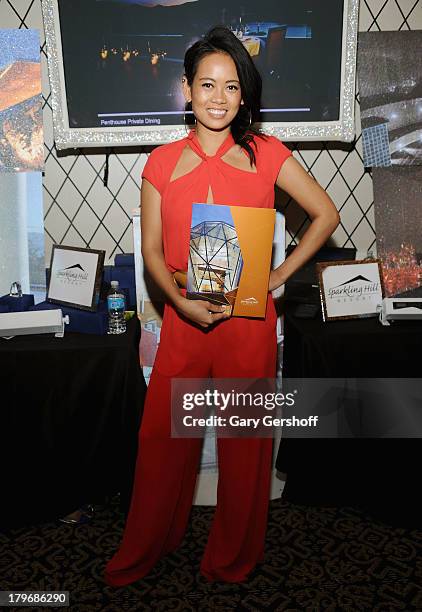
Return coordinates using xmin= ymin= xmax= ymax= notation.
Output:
xmin=1 ymin=495 xmax=421 ymax=611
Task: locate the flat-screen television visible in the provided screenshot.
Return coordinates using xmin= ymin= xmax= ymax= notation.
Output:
xmin=42 ymin=0 xmax=359 ymax=149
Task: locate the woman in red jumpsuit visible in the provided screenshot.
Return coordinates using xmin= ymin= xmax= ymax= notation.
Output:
xmin=105 ymin=26 xmax=339 ymax=587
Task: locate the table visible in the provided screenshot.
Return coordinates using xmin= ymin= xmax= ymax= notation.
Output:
xmin=0 ymin=317 xmax=146 ymax=529
xmin=276 ymin=303 xmax=422 ymax=528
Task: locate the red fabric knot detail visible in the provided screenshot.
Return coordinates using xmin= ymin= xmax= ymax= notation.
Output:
xmin=186 ymin=129 xmax=235 ymax=161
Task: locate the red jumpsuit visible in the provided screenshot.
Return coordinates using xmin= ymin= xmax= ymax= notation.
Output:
xmin=104 ymin=130 xmax=292 ymax=586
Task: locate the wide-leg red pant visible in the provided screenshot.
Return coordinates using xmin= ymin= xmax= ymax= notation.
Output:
xmin=104 ymin=298 xmax=277 ymax=586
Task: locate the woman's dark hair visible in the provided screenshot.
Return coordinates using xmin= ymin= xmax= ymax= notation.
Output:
xmin=183 ymin=25 xmax=267 ymax=166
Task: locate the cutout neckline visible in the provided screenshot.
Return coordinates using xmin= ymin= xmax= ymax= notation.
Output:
xmin=186 ymin=129 xmax=235 ymax=161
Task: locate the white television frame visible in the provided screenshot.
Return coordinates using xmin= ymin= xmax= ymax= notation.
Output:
xmin=43 ymin=0 xmax=359 ymax=149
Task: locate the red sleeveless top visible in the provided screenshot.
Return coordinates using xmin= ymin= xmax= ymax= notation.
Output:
xmin=141 ymin=130 xmax=292 ymax=273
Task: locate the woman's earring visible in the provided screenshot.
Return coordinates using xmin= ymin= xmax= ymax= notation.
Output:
xmin=249 ymin=109 xmax=252 ymax=127
xmin=183 ymin=105 xmax=189 ymax=133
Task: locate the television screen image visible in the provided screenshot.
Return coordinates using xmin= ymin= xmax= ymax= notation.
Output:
xmin=42 ymin=0 xmax=359 ymax=147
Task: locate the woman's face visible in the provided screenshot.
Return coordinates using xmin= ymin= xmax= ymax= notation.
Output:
xmin=184 ymin=52 xmax=243 ymax=131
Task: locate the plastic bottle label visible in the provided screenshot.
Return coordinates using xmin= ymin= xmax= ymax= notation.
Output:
xmin=108 ymin=296 xmax=125 ymax=310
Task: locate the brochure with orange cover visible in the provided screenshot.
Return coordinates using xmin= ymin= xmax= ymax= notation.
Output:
xmin=187 ymin=203 xmax=275 ymax=318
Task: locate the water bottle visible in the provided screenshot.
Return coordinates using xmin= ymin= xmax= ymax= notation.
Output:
xmin=107 ymin=280 xmax=126 ymax=334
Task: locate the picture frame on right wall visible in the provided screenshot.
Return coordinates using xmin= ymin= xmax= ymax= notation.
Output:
xmin=373 ymin=166 xmax=422 ymax=298
xmin=358 ymin=30 xmax=422 ymax=168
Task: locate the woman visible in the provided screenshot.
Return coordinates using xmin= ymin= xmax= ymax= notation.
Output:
xmin=105 ymin=25 xmax=339 ymax=587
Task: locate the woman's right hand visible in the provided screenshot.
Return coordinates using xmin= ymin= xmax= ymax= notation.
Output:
xmin=175 ymin=297 xmax=229 ymax=328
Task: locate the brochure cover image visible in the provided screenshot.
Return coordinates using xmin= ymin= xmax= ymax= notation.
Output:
xmin=187 ymin=203 xmax=275 ymax=318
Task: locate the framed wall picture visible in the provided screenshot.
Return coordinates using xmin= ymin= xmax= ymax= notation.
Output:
xmin=358 ymin=31 xmax=422 ymax=168
xmin=42 ymin=0 xmax=359 ymax=149
xmin=0 ymin=29 xmax=44 ymax=172
xmin=317 ymin=259 xmax=384 ymax=322
xmin=47 ymin=245 xmax=105 ymax=311
xmin=373 ymin=166 xmax=422 ymax=297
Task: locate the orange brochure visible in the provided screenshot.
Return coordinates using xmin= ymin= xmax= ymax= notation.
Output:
xmin=187 ymin=203 xmax=275 ymax=318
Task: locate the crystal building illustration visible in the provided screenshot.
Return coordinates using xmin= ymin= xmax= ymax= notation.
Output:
xmin=187 ymin=204 xmax=243 ymax=305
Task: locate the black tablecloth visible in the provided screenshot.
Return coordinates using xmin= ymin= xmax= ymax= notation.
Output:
xmin=276 ymin=303 xmax=421 ymax=528
xmin=0 ymin=318 xmax=146 ymax=529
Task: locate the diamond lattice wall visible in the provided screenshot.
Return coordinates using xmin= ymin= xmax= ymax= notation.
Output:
xmin=1 ymin=0 xmax=421 ymax=264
